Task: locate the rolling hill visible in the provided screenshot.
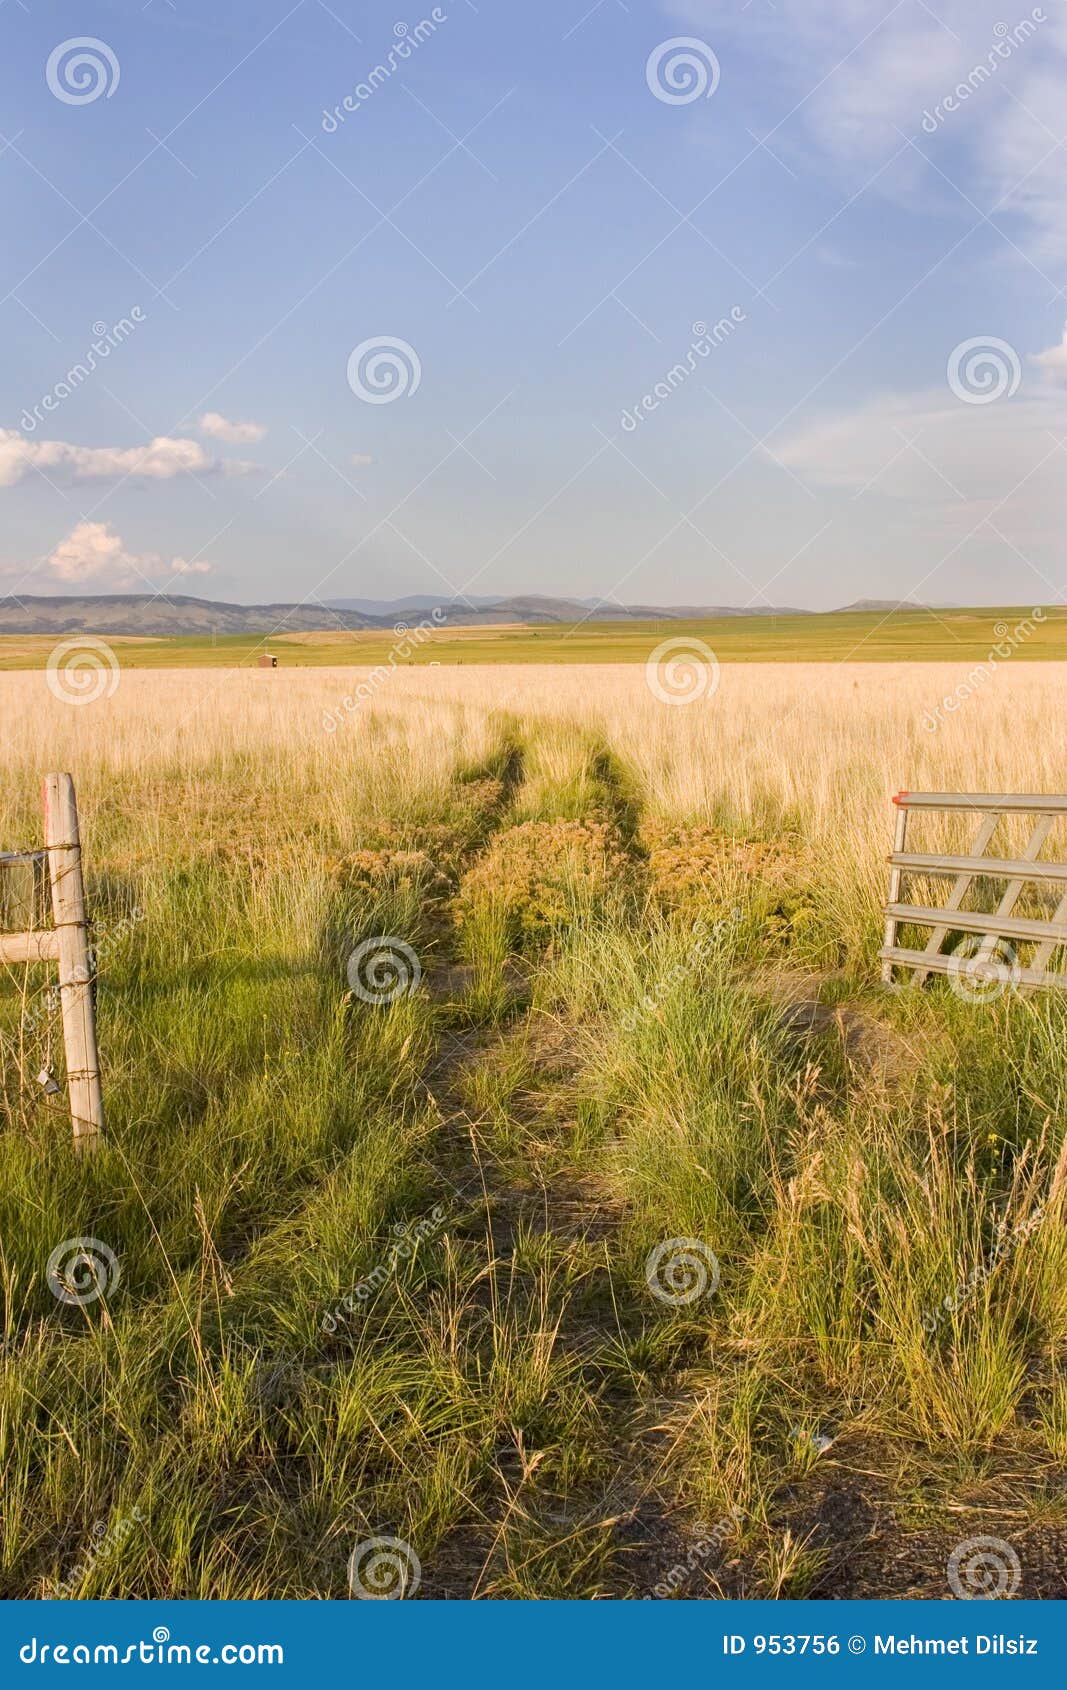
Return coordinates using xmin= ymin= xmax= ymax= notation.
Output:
xmin=0 ymin=591 xmax=816 ymax=636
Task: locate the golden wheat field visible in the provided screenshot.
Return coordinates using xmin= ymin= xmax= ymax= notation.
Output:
xmin=9 ymin=657 xmax=1067 ymax=805
xmin=6 ymin=661 xmax=1067 ymax=946
xmin=2 ymin=659 xmax=1067 ymax=1600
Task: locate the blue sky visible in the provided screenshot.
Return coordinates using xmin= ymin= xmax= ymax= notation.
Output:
xmin=1 ymin=0 xmax=1065 ymax=610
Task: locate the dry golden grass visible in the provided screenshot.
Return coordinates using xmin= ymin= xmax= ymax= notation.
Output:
xmin=3 ymin=658 xmax=1067 ymax=1598
xmin=7 ymin=657 xmax=1067 ymax=785
xmin=6 ymin=658 xmax=1065 ymax=899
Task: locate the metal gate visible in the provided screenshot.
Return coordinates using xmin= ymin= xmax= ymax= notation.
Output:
xmin=880 ymin=791 xmax=1067 ymax=992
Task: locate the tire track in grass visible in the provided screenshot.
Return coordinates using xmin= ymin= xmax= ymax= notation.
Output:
xmin=402 ymin=732 xmax=725 ymax=1598
xmin=4 ymin=735 xmax=528 ymax=1600
xmin=328 ymin=745 xmax=1067 ymax=1603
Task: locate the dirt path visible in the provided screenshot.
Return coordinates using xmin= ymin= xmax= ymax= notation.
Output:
xmin=399 ymin=741 xmax=732 ymax=1597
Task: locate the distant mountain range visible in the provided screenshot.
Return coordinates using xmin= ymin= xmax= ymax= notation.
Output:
xmin=0 ymin=591 xmax=943 ymax=637
xmin=324 ymin=594 xmax=812 ymax=622
xmin=0 ymin=594 xmax=381 ymax=637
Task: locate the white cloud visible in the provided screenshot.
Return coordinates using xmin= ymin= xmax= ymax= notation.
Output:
xmin=816 ymin=245 xmax=863 ymax=270
xmin=350 ymin=453 xmax=376 ymax=466
xmin=199 ymin=411 xmax=267 ymax=444
xmin=776 ymin=387 xmax=1063 ymax=493
xmin=0 ymin=429 xmax=257 ymax=488
xmin=672 ymin=1 xmax=1067 ymax=258
xmin=773 ymin=385 xmax=1067 ymax=563
xmin=39 ymin=521 xmax=214 ymax=589
xmin=1032 ymin=322 xmax=1067 ymax=383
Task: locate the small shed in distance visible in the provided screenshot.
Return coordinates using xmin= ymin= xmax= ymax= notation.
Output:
xmin=258 ymin=653 xmax=278 ymax=669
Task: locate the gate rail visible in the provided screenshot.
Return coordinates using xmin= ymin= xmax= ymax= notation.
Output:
xmin=880 ymin=790 xmax=1067 ymax=992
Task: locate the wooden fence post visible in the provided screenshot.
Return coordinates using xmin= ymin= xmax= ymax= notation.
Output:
xmin=42 ymin=774 xmax=104 ymax=1150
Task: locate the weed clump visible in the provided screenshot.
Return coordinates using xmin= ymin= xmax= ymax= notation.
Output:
xmin=457 ymin=820 xmax=633 ymax=952
xmin=330 ymin=847 xmax=451 ymax=902
xmin=643 ymin=821 xmax=821 ymax=951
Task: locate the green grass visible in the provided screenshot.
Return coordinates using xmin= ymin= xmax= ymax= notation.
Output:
xmin=2 ymin=714 xmax=1066 ymax=1598
xmin=3 ymin=605 xmax=1067 ymax=669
